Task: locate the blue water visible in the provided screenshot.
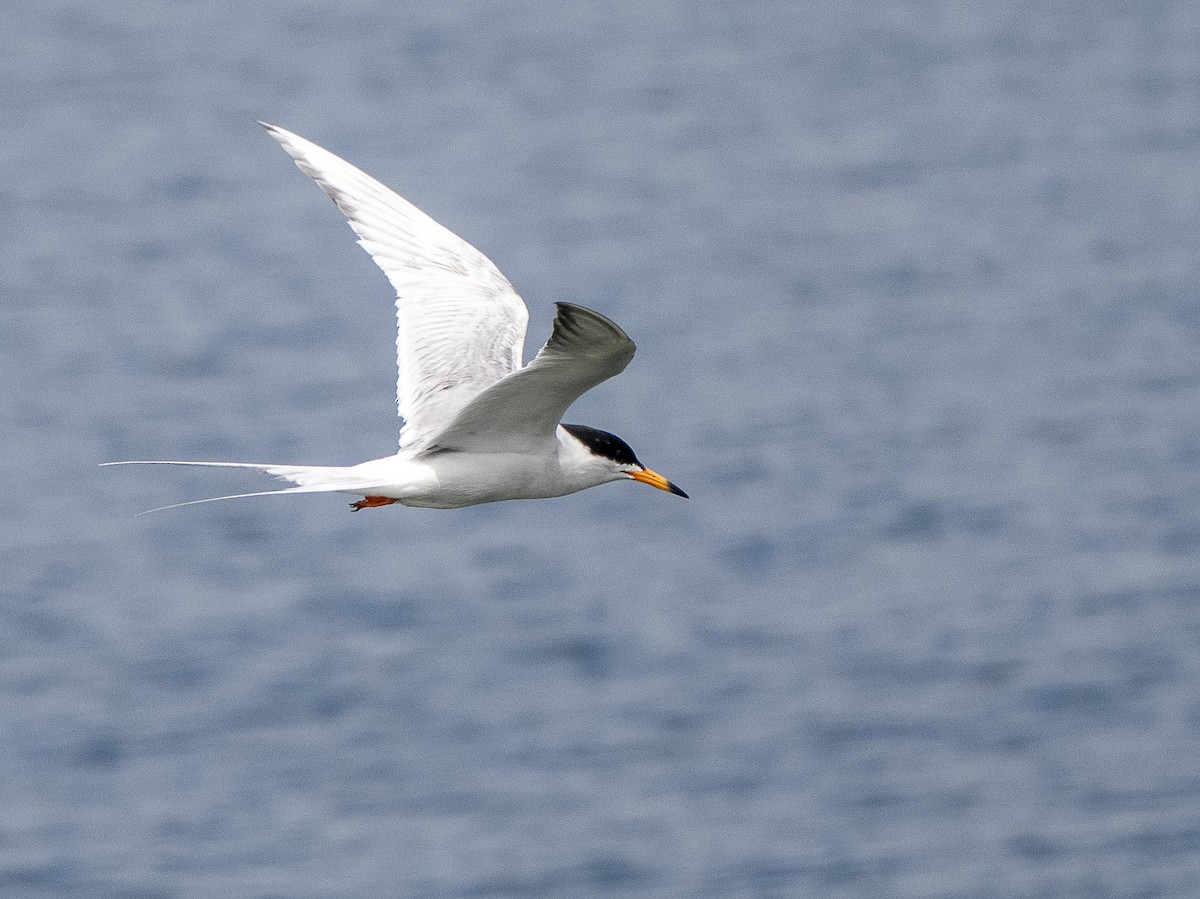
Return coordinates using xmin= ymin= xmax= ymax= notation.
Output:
xmin=4 ymin=1 xmax=1200 ymax=896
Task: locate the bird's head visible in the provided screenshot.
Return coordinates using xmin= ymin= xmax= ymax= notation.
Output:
xmin=561 ymin=423 xmax=688 ymax=498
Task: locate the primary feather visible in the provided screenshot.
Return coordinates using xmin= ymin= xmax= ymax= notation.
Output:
xmin=260 ymin=122 xmax=529 ymax=451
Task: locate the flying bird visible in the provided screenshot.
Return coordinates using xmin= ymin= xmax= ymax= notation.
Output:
xmin=104 ymin=123 xmax=687 ymax=512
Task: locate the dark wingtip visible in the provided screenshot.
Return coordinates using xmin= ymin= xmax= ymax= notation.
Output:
xmin=551 ymin=303 xmax=635 ymax=349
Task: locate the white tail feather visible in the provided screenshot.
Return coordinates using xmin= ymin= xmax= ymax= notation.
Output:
xmin=99 ymin=460 xmax=364 ymax=514
xmin=135 ymin=485 xmax=348 ymax=515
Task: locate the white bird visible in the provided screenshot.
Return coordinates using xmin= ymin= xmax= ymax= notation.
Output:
xmin=104 ymin=123 xmax=687 ymax=513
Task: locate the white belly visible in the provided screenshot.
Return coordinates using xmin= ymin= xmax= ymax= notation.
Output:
xmin=343 ymin=449 xmax=575 ymax=509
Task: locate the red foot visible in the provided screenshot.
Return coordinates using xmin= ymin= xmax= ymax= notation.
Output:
xmin=351 ymin=495 xmax=399 ymax=511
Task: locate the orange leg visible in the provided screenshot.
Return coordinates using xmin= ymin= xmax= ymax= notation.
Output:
xmin=351 ymin=495 xmax=399 ymax=511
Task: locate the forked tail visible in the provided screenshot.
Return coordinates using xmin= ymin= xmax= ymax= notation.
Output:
xmin=99 ymin=460 xmax=366 ymax=514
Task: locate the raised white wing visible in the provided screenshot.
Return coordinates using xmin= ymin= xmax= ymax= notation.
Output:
xmin=427 ymin=303 xmax=635 ymax=454
xmin=261 ymin=123 xmax=529 ymax=450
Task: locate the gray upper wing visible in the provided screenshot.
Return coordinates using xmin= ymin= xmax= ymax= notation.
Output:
xmin=424 ymin=303 xmax=636 ymax=454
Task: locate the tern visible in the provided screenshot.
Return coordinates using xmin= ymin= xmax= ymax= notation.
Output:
xmin=105 ymin=123 xmax=687 ymax=512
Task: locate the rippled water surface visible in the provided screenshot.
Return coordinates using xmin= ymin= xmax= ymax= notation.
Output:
xmin=5 ymin=2 xmax=1200 ymax=896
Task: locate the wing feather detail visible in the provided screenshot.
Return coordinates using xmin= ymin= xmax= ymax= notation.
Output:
xmin=426 ymin=303 xmax=636 ymax=454
xmin=259 ymin=123 xmax=528 ymax=450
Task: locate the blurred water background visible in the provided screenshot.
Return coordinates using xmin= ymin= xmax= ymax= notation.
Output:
xmin=4 ymin=1 xmax=1200 ymax=896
